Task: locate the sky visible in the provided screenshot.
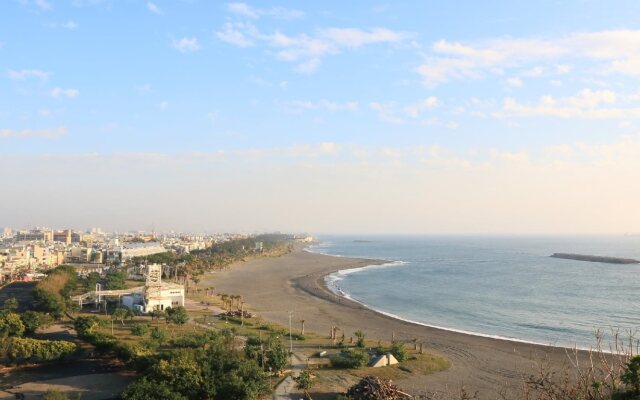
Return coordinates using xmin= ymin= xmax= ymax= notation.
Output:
xmin=2 ymin=0 xmax=640 ymax=234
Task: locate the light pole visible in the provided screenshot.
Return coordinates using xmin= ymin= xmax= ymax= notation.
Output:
xmin=288 ymin=311 xmax=293 ymax=351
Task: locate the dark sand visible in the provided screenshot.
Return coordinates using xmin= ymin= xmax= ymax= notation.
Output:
xmin=203 ymin=245 xmax=582 ymax=399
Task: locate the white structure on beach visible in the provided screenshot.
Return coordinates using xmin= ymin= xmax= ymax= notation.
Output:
xmin=369 ymin=353 xmax=399 ymax=368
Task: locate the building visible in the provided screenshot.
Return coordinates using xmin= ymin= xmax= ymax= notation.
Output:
xmin=16 ymin=229 xmax=53 ymax=242
xmin=122 ymin=264 xmax=184 ymax=313
xmin=53 ymin=230 xmax=72 ymax=245
xmin=119 ymin=242 xmax=167 ymax=260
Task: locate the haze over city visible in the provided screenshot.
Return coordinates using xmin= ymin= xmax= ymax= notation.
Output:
xmin=3 ymin=1 xmax=640 ymax=234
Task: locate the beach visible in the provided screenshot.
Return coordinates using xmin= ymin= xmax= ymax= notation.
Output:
xmin=202 ymin=244 xmax=582 ymax=399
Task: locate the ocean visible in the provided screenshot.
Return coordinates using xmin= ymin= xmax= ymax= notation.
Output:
xmin=312 ymin=235 xmax=640 ymax=348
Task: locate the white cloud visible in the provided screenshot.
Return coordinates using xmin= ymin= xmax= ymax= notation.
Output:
xmin=505 ymin=77 xmax=523 ymax=87
xmin=172 ymin=37 xmax=200 ymax=53
xmin=159 ymin=101 xmax=169 ymax=111
xmin=226 ymin=3 xmax=304 ymax=20
xmin=216 ymin=22 xmax=255 ymax=47
xmin=369 ymin=102 xmax=404 ymax=124
xmin=147 ymin=2 xmax=161 ymax=14
xmin=8 ymin=69 xmax=50 ymax=80
xmin=216 ymin=23 xmax=407 ymax=72
xmin=417 ymin=30 xmax=640 ymax=86
xmin=286 ymin=100 xmax=358 ymax=113
xmin=35 ymin=0 xmax=51 ymax=11
xmin=48 ymin=20 xmax=78 ymax=30
xmin=495 ymin=88 xmax=640 ymax=119
xmin=50 ymin=87 xmax=79 ymax=98
xmin=405 ymin=96 xmax=440 ymax=117
xmin=0 ymin=126 xmax=66 ymax=139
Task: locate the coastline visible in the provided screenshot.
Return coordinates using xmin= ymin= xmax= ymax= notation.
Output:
xmin=202 ymin=243 xmax=587 ymax=399
xmin=310 ymin=246 xmax=582 ymax=351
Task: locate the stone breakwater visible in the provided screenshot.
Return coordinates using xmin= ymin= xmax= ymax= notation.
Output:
xmin=551 ymin=253 xmax=640 ymax=264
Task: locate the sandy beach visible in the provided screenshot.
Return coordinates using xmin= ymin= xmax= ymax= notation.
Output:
xmin=202 ymin=244 xmax=582 ymax=399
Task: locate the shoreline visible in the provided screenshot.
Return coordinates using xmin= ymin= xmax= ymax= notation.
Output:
xmin=203 ymin=243 xmax=590 ymax=399
xmin=308 ymin=246 xmax=590 ymax=352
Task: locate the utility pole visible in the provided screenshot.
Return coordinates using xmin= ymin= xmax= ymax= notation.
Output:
xmin=288 ymin=310 xmax=293 ymax=353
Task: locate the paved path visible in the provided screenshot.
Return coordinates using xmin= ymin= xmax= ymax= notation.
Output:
xmin=274 ymin=352 xmax=310 ymax=400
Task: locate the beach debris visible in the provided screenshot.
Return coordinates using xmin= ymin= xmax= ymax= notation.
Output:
xmin=346 ymin=375 xmax=413 ymax=399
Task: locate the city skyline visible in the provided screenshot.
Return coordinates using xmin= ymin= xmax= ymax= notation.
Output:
xmin=2 ymin=1 xmax=640 ymax=234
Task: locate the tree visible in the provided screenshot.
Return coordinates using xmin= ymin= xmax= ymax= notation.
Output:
xmin=112 ymin=307 xmax=131 ymax=325
xmin=105 ymin=270 xmax=127 ymax=290
xmin=21 ymin=311 xmax=42 ymax=335
xmin=300 ymin=319 xmax=305 ymax=335
xmin=130 ymin=323 xmax=150 ymax=336
xmin=121 ymin=377 xmax=187 ymax=400
xmin=294 ymin=369 xmax=314 ymax=400
xmin=150 ymin=309 xmax=165 ymax=323
xmin=3 ymin=297 xmax=19 ymax=311
xmin=85 ymin=271 xmax=101 ymax=289
xmin=354 ymin=330 xmax=366 ymax=348
xmin=73 ymin=316 xmax=100 ymax=337
xmin=42 ymin=390 xmax=81 ymax=400
xmin=150 ymin=326 xmax=167 ymax=344
xmin=165 ymin=306 xmax=189 ymax=325
xmin=265 ymin=334 xmax=289 ymax=374
xmin=0 ymin=310 xmax=25 ymax=337
xmin=622 ymin=355 xmax=640 ymax=395
xmin=149 ymin=352 xmax=203 ymax=398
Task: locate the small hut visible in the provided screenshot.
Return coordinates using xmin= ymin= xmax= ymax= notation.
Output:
xmin=369 ymin=353 xmax=399 ymax=368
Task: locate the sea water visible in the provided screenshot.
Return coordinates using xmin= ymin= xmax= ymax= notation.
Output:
xmin=313 ymin=235 xmax=640 ymax=348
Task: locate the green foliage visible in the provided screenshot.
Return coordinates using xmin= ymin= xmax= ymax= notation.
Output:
xmin=150 ymin=326 xmax=167 ymax=343
xmin=105 ymin=270 xmax=127 ymax=290
xmin=0 ymin=310 xmax=25 ymax=337
xmin=41 ymin=390 xmax=81 ymax=400
xmin=390 ymin=342 xmax=408 ymax=362
xmin=165 ymin=306 xmax=189 ymax=325
xmin=73 ymin=316 xmax=100 ymax=337
xmin=294 ymin=368 xmax=314 ymax=393
xmin=121 ymin=336 xmax=271 ymax=400
xmin=3 ymin=297 xmax=19 ymax=311
xmin=21 ymin=311 xmax=42 ymax=335
xmin=121 ymin=377 xmax=188 ymax=400
xmin=622 ymin=355 xmax=640 ymax=395
xmin=130 ymin=323 xmax=150 ymax=336
xmin=7 ymin=337 xmax=77 ymax=363
xmin=33 ymin=265 xmax=78 ymax=318
xmin=245 ymin=334 xmax=289 ymax=373
xmin=330 ymin=349 xmax=370 ymax=369
xmin=85 ymin=271 xmax=101 ymax=289
xmin=112 ymin=307 xmax=132 ymax=325
xmin=354 ymin=330 xmax=366 ymax=348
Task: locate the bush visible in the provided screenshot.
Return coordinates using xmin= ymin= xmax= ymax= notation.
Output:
xmin=21 ymin=311 xmax=42 ymax=335
xmin=7 ymin=337 xmax=77 ymax=363
xmin=73 ymin=316 xmax=100 ymax=337
xmin=130 ymin=323 xmax=150 ymax=336
xmin=121 ymin=377 xmax=188 ymax=400
xmin=150 ymin=326 xmax=167 ymax=343
xmin=165 ymin=306 xmax=188 ymax=325
xmin=330 ymin=350 xmax=370 ymax=369
xmin=0 ymin=310 xmax=25 ymax=337
xmin=390 ymin=342 xmax=408 ymax=362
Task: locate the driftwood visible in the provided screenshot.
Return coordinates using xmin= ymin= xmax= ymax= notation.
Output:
xmin=346 ymin=375 xmax=413 ymax=400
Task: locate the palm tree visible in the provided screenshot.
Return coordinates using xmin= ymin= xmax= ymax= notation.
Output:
xmin=236 ymin=295 xmax=243 ymax=310
xmin=300 ymin=319 xmax=305 ymax=335
xmin=220 ymin=294 xmax=229 ymax=310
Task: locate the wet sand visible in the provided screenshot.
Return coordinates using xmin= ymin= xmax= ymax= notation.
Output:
xmin=202 ymin=245 xmax=581 ymax=399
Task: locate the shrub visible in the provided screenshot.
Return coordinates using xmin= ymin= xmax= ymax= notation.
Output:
xmin=330 ymin=350 xmax=370 ymax=369
xmin=390 ymin=342 xmax=408 ymax=362
xmin=21 ymin=311 xmax=42 ymax=335
xmin=73 ymin=316 xmax=100 ymax=337
xmin=7 ymin=337 xmax=77 ymax=363
xmin=130 ymin=323 xmax=150 ymax=336
xmin=0 ymin=310 xmax=25 ymax=337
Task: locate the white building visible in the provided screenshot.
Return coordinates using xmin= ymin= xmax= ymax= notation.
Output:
xmin=122 ymin=264 xmax=184 ymax=313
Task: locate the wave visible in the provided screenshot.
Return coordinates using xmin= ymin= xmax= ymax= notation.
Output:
xmin=325 ymin=274 xmax=597 ymax=350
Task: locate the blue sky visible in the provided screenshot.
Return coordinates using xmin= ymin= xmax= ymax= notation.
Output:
xmin=2 ymin=1 xmax=640 ymax=233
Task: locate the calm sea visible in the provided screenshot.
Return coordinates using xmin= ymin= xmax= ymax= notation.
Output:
xmin=312 ymin=235 xmax=640 ymax=348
